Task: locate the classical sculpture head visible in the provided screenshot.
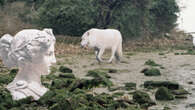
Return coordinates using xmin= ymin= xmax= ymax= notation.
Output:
xmin=0 ymin=28 xmax=56 ymax=100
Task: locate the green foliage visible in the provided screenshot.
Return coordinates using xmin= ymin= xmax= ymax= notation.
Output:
xmin=0 ymin=71 xmax=17 ymax=84
xmin=149 ymin=0 xmax=179 ymax=35
xmin=0 ymin=0 xmax=179 ymax=38
xmin=0 ymin=0 xmax=5 ymax=6
xmin=36 ymin=0 xmax=97 ymax=36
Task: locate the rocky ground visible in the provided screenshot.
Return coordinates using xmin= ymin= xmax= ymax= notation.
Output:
xmin=1 ymin=41 xmax=195 ymax=110
xmin=56 ymin=49 xmax=195 ymax=110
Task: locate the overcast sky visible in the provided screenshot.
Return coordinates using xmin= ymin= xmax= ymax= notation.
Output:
xmin=177 ymin=0 xmax=195 ymax=32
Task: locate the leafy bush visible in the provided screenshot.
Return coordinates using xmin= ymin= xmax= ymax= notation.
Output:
xmin=36 ymin=0 xmax=97 ymax=36
xmin=1 ymin=0 xmax=179 ymax=38
xmin=0 ymin=0 xmax=5 ymax=6
xmin=149 ymin=0 xmax=179 ymax=35
xmin=34 ymin=0 xmax=179 ymax=38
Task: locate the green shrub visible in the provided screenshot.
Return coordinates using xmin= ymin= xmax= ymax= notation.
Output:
xmin=33 ymin=0 xmax=179 ymax=38
xmin=36 ymin=0 xmax=97 ymax=36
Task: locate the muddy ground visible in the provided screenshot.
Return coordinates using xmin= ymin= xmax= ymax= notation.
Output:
xmin=54 ymin=50 xmax=195 ymax=110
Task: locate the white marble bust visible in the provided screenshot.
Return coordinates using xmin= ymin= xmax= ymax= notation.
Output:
xmin=0 ymin=28 xmax=56 ymax=100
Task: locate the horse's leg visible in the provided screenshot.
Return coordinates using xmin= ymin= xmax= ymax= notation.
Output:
xmin=97 ymin=48 xmax=105 ymax=63
xmin=108 ymin=46 xmax=117 ymax=63
xmin=94 ymin=47 xmax=100 ymax=62
xmin=115 ymin=52 xmax=120 ymax=62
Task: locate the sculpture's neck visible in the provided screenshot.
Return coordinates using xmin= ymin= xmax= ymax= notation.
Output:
xmin=14 ymin=62 xmax=46 ymax=84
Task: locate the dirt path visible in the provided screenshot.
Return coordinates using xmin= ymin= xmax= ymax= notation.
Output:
xmin=56 ymin=51 xmax=195 ymax=110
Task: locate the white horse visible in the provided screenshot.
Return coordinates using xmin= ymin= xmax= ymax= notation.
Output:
xmin=81 ymin=28 xmax=123 ymax=63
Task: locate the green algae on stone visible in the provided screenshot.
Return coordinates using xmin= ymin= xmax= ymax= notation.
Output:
xmin=0 ymin=72 xmax=16 ymax=84
xmin=171 ymin=88 xmax=189 ymax=95
xmin=59 ymin=66 xmax=73 ymax=73
xmin=144 ymin=81 xmax=179 ymax=90
xmin=86 ymin=70 xmax=113 ymax=87
xmin=125 ymin=82 xmax=136 ymax=90
xmin=145 ymin=59 xmax=161 ymax=66
xmin=108 ymin=69 xmax=117 ymax=73
xmin=112 ymin=92 xmax=125 ymax=97
xmin=0 ymin=66 xmax=143 ymax=110
xmin=58 ymin=73 xmax=75 ymax=79
xmin=51 ymin=79 xmax=72 ymax=89
xmin=133 ymin=91 xmax=155 ymax=108
xmin=9 ymin=68 xmax=18 ymax=74
xmin=87 ymin=70 xmax=111 ymax=79
xmin=142 ymin=68 xmax=161 ymax=76
xmin=155 ymin=87 xmax=174 ymax=101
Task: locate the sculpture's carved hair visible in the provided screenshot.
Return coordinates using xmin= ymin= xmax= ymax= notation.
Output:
xmin=0 ymin=28 xmax=56 ymax=68
xmin=0 ymin=34 xmax=15 ymax=67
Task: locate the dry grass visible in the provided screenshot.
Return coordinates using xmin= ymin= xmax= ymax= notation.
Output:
xmin=54 ymin=30 xmax=192 ymax=56
xmin=123 ymin=30 xmax=192 ymax=52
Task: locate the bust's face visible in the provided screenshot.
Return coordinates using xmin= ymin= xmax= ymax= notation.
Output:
xmin=30 ymin=41 xmax=56 ymax=75
xmin=44 ymin=42 xmax=56 ymax=68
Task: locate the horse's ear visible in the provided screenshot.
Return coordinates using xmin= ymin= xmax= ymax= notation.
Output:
xmin=43 ymin=28 xmax=54 ymax=36
xmin=87 ymin=31 xmax=90 ymax=36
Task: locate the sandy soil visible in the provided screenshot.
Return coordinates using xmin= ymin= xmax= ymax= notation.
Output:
xmin=55 ymin=50 xmax=195 ymax=110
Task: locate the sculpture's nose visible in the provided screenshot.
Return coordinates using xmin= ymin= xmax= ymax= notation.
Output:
xmin=51 ymin=57 xmax=56 ymax=64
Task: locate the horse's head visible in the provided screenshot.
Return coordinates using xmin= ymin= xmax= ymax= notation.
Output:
xmin=81 ymin=31 xmax=90 ymax=48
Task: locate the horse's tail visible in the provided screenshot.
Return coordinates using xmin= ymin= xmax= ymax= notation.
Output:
xmin=117 ymin=41 xmax=123 ymax=57
xmin=115 ymin=39 xmax=123 ymax=61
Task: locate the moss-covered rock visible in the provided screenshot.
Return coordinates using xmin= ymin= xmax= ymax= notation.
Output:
xmin=38 ymin=91 xmax=56 ymax=106
xmin=133 ymin=91 xmax=155 ymax=108
xmin=51 ymin=79 xmax=73 ymax=89
xmin=9 ymin=68 xmax=18 ymax=74
xmin=171 ymin=88 xmax=189 ymax=95
xmin=142 ymin=68 xmax=161 ymax=76
xmin=145 ymin=59 xmax=161 ymax=66
xmin=175 ymin=95 xmax=187 ymax=99
xmin=144 ymin=81 xmax=179 ymax=90
xmin=155 ymin=87 xmax=174 ymax=100
xmin=0 ymin=87 xmax=14 ymax=108
xmin=58 ymin=73 xmax=75 ymax=79
xmin=171 ymin=88 xmax=189 ymax=99
xmin=59 ymin=66 xmax=72 ymax=73
xmin=0 ymin=72 xmax=17 ymax=84
xmin=108 ymin=69 xmax=117 ymax=73
xmin=0 ymin=66 xmax=142 ymax=110
xmin=87 ymin=70 xmax=111 ymax=79
xmin=125 ymin=82 xmax=136 ymax=90
xmin=112 ymin=92 xmax=125 ymax=97
xmin=86 ymin=70 xmax=113 ymax=87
